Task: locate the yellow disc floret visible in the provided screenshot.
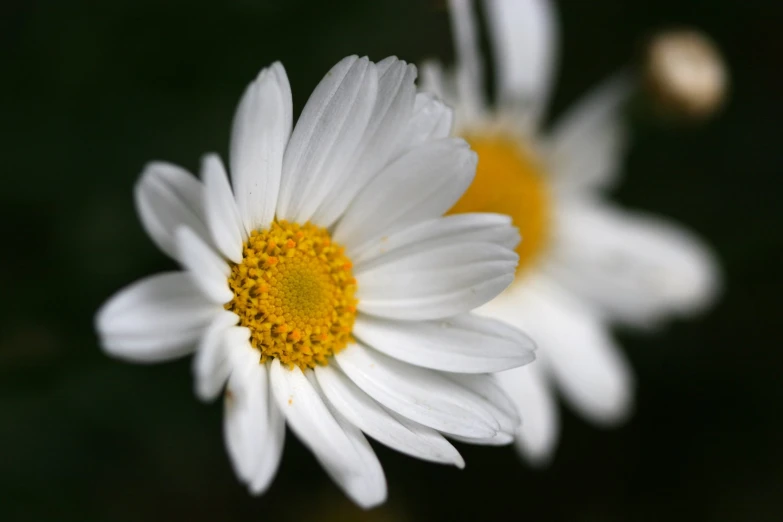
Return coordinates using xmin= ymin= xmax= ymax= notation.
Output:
xmin=449 ymin=135 xmax=551 ymax=275
xmin=226 ymin=220 xmax=357 ymax=370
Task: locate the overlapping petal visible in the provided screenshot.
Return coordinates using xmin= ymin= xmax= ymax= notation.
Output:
xmin=230 ymin=62 xmax=292 ymax=233
xmin=336 ymin=343 xmax=503 ymax=438
xmin=356 ymin=241 xmax=516 ymax=320
xmin=96 ymin=272 xmax=217 ymax=362
xmin=483 ymin=0 xmax=558 ymax=123
xmin=277 ymin=56 xmax=378 ymax=224
xmin=269 ymin=360 xmax=386 ymax=508
xmin=353 ymin=314 xmax=534 ymax=373
xmin=549 ymin=196 xmax=721 ymax=328
xmin=134 ymin=162 xmax=211 ymax=261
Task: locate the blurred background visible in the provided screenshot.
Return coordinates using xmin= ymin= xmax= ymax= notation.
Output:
xmin=2 ymin=0 xmax=780 ymax=520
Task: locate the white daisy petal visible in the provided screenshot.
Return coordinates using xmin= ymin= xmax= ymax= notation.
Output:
xmin=95 ymin=272 xmax=217 ymax=362
xmin=230 ymin=353 xmax=286 ymax=497
xmin=357 ymin=278 xmax=515 ymax=322
xmin=268 ymin=360 xmax=356 ymax=476
xmin=320 ymin=394 xmax=388 ymax=509
xmin=398 ymin=93 xmax=454 ymax=151
xmin=335 ymin=343 xmax=500 ymax=438
xmin=230 ymin=62 xmax=292 ymax=233
xmin=201 ymin=153 xmax=245 ymax=264
xmin=356 ymin=242 xmax=517 ymax=320
xmin=350 ymin=213 xmax=518 ymax=270
xmin=315 ymin=365 xmax=464 ymax=468
xmin=445 ymin=373 xmax=520 ymax=434
xmin=483 ymin=0 xmax=558 ymax=124
xmin=550 ymin=197 xmax=721 ymax=327
xmin=447 ymin=0 xmax=486 ymax=122
xmin=223 ymin=341 xmax=284 ymax=493
xmin=277 ymin=56 xmax=379 ymax=224
xmin=498 ymin=275 xmax=635 ymax=424
xmin=312 ymin=59 xmax=418 ymax=228
xmin=175 ymin=227 xmax=233 ymax=304
xmin=546 ymin=75 xmax=632 ymax=193
xmin=269 ymin=360 xmax=386 ymax=509
xmin=249 ymin=396 xmax=286 ymax=495
xmin=334 ymin=138 xmax=477 ymax=250
xmin=375 ymin=56 xmax=397 ymax=76
xmin=222 ymin=334 xmax=257 ymax=481
xmin=193 ymin=310 xmax=239 ymax=402
xmin=353 ymin=314 xmax=534 ymax=374
xmin=449 ymin=431 xmax=515 ymax=446
xmin=134 ymin=162 xmax=211 ymax=261
xmin=419 ymin=61 xmax=452 ymax=103
xmin=544 ymin=309 xmax=635 ymax=426
xmin=496 ymin=363 xmax=560 ymax=466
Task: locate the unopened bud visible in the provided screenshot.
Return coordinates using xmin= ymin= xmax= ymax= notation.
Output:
xmin=645 ymin=29 xmax=728 ymax=120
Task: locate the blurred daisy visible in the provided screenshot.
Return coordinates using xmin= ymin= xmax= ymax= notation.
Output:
xmin=422 ymin=0 xmax=720 ymax=464
xmin=95 ymin=55 xmax=536 ymax=507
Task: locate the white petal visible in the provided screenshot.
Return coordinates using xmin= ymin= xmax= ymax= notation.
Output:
xmin=353 ymin=314 xmax=534 ymax=374
xmin=447 ymin=0 xmax=487 ymax=122
xmin=222 ymin=334 xmax=259 ymax=481
xmin=193 ymin=310 xmax=239 ymax=402
xmin=548 ymin=196 xmax=721 ymax=327
xmin=277 ymin=56 xmax=379 ymax=224
xmin=311 ymin=58 xmax=418 ymax=228
xmin=95 ymin=272 xmax=217 ymax=363
xmin=201 ymin=154 xmax=245 ymax=264
xmin=375 ymin=56 xmax=397 ymax=76
xmin=449 ymin=431 xmax=514 ymax=446
xmin=175 ymin=227 xmax=233 ymax=304
xmin=356 ymin=242 xmax=516 ymax=320
xmin=496 ymin=363 xmax=559 ymax=466
xmin=357 ymin=278 xmax=515 ymax=322
xmin=323 ymin=397 xmax=387 ymax=509
xmin=333 ymin=138 xmax=477 ymax=250
xmin=269 ymin=360 xmax=386 ymax=509
xmin=483 ymin=0 xmax=558 ymax=126
xmin=315 ymin=365 xmax=464 ymax=467
xmin=350 ymin=213 xmax=518 ymax=271
xmin=223 ymin=346 xmax=284 ymax=494
xmin=335 ymin=343 xmax=500 ymax=438
xmin=230 ymin=62 xmax=292 ymax=233
xmin=249 ymin=397 xmax=286 ymax=495
xmin=418 ymin=61 xmax=453 ymax=105
xmin=445 ymin=373 xmax=520 ymax=434
xmin=483 ymin=275 xmax=635 ymax=424
xmin=546 ymin=75 xmax=632 ymax=193
xmin=134 ymin=162 xmax=211 ymax=261
xmin=398 ymin=93 xmax=454 ymax=151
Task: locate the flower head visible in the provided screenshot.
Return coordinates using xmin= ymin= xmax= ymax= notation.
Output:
xmin=95 ymin=55 xmax=535 ymax=507
xmin=424 ymin=0 xmax=720 ymax=464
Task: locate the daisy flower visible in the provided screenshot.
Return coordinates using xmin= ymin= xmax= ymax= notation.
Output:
xmin=422 ymin=0 xmax=721 ymax=464
xmin=95 ymin=55 xmax=536 ymax=508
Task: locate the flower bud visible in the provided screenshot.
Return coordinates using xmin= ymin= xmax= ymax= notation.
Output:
xmin=645 ymin=29 xmax=728 ymax=120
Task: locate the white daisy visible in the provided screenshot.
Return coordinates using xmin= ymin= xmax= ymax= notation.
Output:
xmin=95 ymin=55 xmax=536 ymax=508
xmin=422 ymin=0 xmax=721 ymax=464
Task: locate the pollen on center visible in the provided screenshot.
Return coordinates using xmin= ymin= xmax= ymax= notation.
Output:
xmin=225 ymin=220 xmax=358 ymax=370
xmin=448 ymin=135 xmax=551 ymax=276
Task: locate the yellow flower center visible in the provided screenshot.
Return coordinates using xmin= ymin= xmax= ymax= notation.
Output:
xmin=449 ymin=136 xmax=551 ymax=275
xmin=225 ymin=220 xmax=358 ymax=370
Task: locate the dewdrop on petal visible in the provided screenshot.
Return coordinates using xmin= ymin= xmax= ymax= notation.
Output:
xmin=645 ymin=29 xmax=728 ymax=120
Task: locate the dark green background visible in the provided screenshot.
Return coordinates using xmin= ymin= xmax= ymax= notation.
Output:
xmin=2 ymin=1 xmax=780 ymax=520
